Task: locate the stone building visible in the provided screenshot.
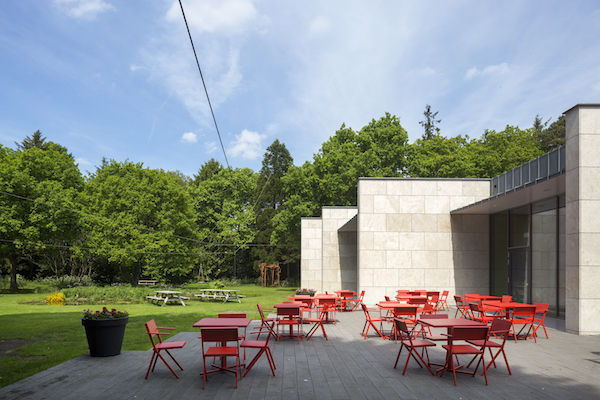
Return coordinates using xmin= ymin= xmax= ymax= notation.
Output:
xmin=300 ymin=104 xmax=600 ymax=335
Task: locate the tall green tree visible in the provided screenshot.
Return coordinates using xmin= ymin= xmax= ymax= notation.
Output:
xmin=83 ymin=160 xmax=198 ymax=283
xmin=536 ymin=115 xmax=565 ymax=152
xmin=0 ymin=140 xmax=83 ymax=290
xmin=419 ymin=104 xmax=441 ymax=140
xmin=190 ymin=165 xmax=257 ymax=279
xmin=252 ymin=140 xmax=293 ymax=266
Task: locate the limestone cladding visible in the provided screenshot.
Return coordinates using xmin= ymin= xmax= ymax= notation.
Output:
xmin=300 ymin=218 xmax=322 ymax=291
xmin=321 ymin=207 xmax=358 ymax=293
xmin=565 ymin=104 xmax=600 ymax=335
xmin=358 ymin=179 xmax=490 ymax=304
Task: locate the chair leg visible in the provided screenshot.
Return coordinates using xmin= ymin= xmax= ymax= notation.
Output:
xmin=394 ymin=343 xmax=404 ymax=368
xmin=145 ymin=352 xmax=157 ymax=379
xmin=242 ymin=347 xmax=266 ymax=377
xmin=165 ymin=349 xmax=184 ymax=371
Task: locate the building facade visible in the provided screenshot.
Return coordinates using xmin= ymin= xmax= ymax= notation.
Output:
xmin=300 ymin=104 xmax=600 ymax=335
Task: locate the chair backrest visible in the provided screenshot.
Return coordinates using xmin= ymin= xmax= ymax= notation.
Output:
xmin=200 ymin=327 xmax=239 ymax=343
xmin=469 ymin=303 xmax=481 ymax=314
xmin=277 ymin=306 xmax=300 ymax=317
xmin=218 ymin=313 xmax=247 ymax=318
xmin=448 ymin=326 xmax=489 ymax=342
xmin=489 ymin=317 xmax=512 ymax=335
xmin=384 ymin=295 xmax=391 ymax=302
xmin=145 ymin=319 xmax=161 ymax=346
xmin=501 ymin=295 xmax=512 ymax=303
xmin=358 ymin=290 xmax=365 ymax=301
xmin=257 ymin=304 xmax=267 ymax=320
xmin=454 ymin=295 xmax=464 ymax=306
xmin=421 ymin=303 xmax=434 ymax=314
xmin=420 ymin=313 xmax=448 ymax=320
xmin=408 ymin=297 xmax=427 ymax=305
xmin=361 ymin=303 xmax=372 ymax=319
xmin=511 ymin=306 xmax=536 ymax=321
xmin=319 ymin=298 xmax=336 ymax=307
xmin=393 ymin=306 xmax=418 ymax=319
xmin=441 ymin=290 xmax=449 ymax=299
xmin=426 ymin=291 xmax=439 ymax=296
xmin=393 ymin=317 xmax=410 ymax=337
xmin=534 ymin=302 xmax=549 ymax=313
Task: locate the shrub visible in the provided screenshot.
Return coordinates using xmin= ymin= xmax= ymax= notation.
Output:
xmin=46 ymin=292 xmax=65 ymax=305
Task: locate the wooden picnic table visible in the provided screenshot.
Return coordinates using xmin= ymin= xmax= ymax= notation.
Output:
xmin=194 ymin=289 xmax=244 ymax=303
xmin=146 ymin=290 xmax=187 ymax=306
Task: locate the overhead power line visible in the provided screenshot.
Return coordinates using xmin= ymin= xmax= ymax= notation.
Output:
xmin=177 ymin=0 xmax=230 ymax=168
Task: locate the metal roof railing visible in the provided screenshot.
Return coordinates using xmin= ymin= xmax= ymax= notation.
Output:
xmin=490 ymin=146 xmax=565 ymax=197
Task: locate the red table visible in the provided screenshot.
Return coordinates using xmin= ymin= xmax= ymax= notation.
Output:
xmin=274 ymin=303 xmax=304 ymax=339
xmin=193 ymin=318 xmax=251 ymax=371
xmin=335 ymin=290 xmax=356 ymax=311
xmin=417 ymin=318 xmax=487 ymax=375
xmin=292 ymin=295 xmax=315 ymax=308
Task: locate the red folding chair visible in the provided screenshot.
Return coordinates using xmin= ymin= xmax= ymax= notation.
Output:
xmin=453 ymin=295 xmax=471 ymax=319
xmin=442 ymin=326 xmax=490 ymax=386
xmin=351 ymin=290 xmax=365 ymax=311
xmin=469 ymin=303 xmax=496 ymax=324
xmin=393 ymin=318 xmax=436 ymax=376
xmin=304 ymin=306 xmax=328 ymax=341
xmin=253 ymin=304 xmax=278 ymax=340
xmin=437 ymin=290 xmax=449 ymax=311
xmin=391 ymin=306 xmax=418 ymax=341
xmin=200 ymin=327 xmax=240 ymax=389
xmin=361 ymin=303 xmax=385 ymax=340
xmin=528 ymin=303 xmax=549 ymax=339
xmin=219 ymin=313 xmax=247 ymax=359
xmin=276 ymin=306 xmax=302 ymax=343
xmin=318 ymin=298 xmax=337 ymax=324
xmin=507 ymin=306 xmax=536 ymax=343
xmin=240 ymin=325 xmax=276 ymax=377
xmin=466 ymin=318 xmax=512 ymax=376
xmin=144 ymin=320 xmax=186 ymax=380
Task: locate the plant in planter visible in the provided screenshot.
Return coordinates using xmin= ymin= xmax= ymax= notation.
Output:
xmin=82 ymin=307 xmax=129 ymax=357
xmin=296 ymin=288 xmax=316 ymax=296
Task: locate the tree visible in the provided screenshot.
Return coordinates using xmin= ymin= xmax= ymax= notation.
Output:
xmin=536 ymin=115 xmax=565 ymax=152
xmin=0 ymin=144 xmax=83 ymax=290
xmin=252 ymin=140 xmax=293 ymax=266
xmin=190 ymin=165 xmax=257 ymax=279
xmin=83 ymin=160 xmax=198 ymax=283
xmin=419 ymin=105 xmax=441 ymax=140
xmin=15 ymin=129 xmax=69 ymax=154
xmin=193 ymin=158 xmax=223 ymax=183
xmin=408 ymin=135 xmax=474 ymax=178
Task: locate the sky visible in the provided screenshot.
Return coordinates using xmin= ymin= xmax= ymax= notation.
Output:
xmin=1 ymin=0 xmax=600 ymax=176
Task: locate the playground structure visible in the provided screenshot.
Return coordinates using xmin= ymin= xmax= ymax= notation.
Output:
xmin=260 ymin=263 xmax=281 ymax=287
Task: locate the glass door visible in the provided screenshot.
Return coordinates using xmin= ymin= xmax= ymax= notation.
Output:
xmin=508 ymin=247 xmax=529 ymax=303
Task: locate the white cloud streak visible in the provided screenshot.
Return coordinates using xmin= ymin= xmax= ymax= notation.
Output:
xmin=181 ymin=132 xmax=198 ymax=143
xmin=464 ymin=63 xmax=510 ymax=80
xmin=229 ymin=129 xmax=266 ymax=160
xmin=53 ymin=0 xmax=115 ymax=19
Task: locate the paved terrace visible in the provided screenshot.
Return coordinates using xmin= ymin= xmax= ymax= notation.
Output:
xmin=2 ymin=310 xmax=600 ymax=400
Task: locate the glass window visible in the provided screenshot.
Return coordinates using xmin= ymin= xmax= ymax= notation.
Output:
xmin=531 ymin=200 xmax=557 ymax=313
xmin=491 ymin=212 xmax=508 ymax=296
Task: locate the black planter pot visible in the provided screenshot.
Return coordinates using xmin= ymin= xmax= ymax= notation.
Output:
xmin=82 ymin=317 xmax=128 ymax=357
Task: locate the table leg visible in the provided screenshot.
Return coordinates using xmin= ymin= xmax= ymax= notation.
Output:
xmin=161 ymin=297 xmax=168 ymax=307
xmin=179 ymin=296 xmax=186 ymax=306
xmin=223 ymin=293 xmax=229 ymax=303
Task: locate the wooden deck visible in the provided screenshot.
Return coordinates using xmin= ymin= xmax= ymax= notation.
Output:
xmin=1 ymin=310 xmax=599 ymax=399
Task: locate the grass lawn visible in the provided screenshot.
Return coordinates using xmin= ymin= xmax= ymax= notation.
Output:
xmin=0 ymin=284 xmax=295 ymax=388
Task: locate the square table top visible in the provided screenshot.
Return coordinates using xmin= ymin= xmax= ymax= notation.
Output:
xmin=274 ymin=303 xmax=303 ymax=309
xmin=193 ymin=317 xmax=251 ymax=328
xmin=155 ymin=290 xmax=181 ymax=295
xmin=484 ymin=301 xmax=534 ymax=309
xmin=335 ymin=290 xmax=356 ymax=296
xmin=293 ymin=295 xmax=314 ymax=300
xmin=417 ymin=318 xmax=486 ymax=328
xmin=377 ymin=302 xmax=419 ymax=309
xmin=464 ymin=294 xmax=502 ymax=300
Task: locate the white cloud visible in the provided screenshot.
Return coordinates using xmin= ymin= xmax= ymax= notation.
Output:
xmin=75 ymin=157 xmax=92 ymax=166
xmin=308 ymin=16 xmax=330 ymax=35
xmin=181 ymin=132 xmax=198 ymax=143
xmin=464 ymin=62 xmax=510 ymax=80
xmin=129 ymin=64 xmax=143 ymax=72
xmin=165 ymin=0 xmax=257 ymax=35
xmin=594 ymin=82 xmax=600 ymax=92
xmin=54 ymin=0 xmax=115 ymax=19
xmin=229 ymin=129 xmax=266 ymax=160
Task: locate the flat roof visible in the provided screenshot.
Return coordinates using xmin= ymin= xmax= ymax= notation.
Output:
xmin=563 ymin=103 xmax=600 ymax=114
xmin=451 ymin=173 xmax=564 ymax=214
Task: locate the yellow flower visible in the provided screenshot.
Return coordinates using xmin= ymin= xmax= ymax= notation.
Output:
xmin=46 ymin=292 xmax=65 ymax=305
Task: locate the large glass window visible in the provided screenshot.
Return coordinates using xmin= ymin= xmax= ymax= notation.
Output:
xmin=490 ymin=197 xmax=566 ymax=317
xmin=531 ymin=198 xmax=557 ymax=313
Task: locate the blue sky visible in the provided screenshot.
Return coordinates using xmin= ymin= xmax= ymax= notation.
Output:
xmin=1 ymin=0 xmax=599 ymax=176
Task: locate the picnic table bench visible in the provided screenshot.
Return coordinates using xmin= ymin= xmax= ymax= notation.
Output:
xmin=146 ymin=290 xmax=187 ymax=306
xmin=194 ymin=289 xmax=245 ymax=303
xmin=138 ymin=279 xmax=158 ymax=286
